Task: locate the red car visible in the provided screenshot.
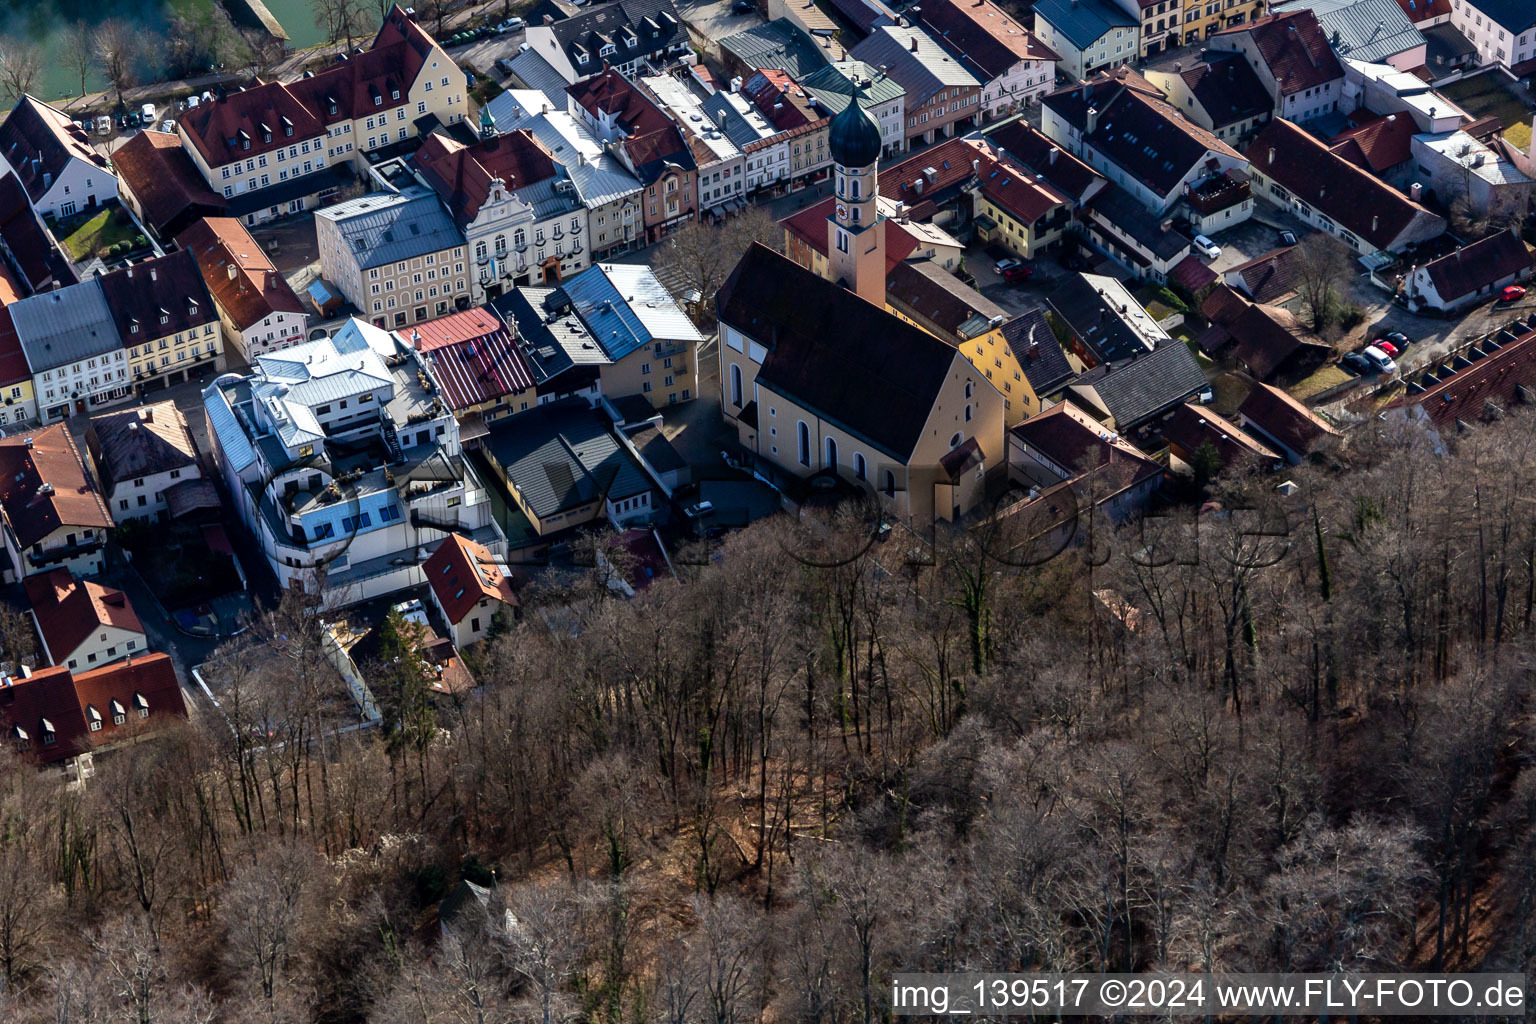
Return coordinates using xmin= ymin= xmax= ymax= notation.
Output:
xmin=1502 ymin=284 xmax=1527 ymax=303
xmin=996 ymin=257 xmax=1033 ymax=282
xmin=1373 ymin=339 xmax=1399 ymax=357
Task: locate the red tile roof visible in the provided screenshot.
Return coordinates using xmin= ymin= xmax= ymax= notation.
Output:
xmin=1225 ymin=243 xmax=1305 ymax=303
xmin=1421 ymin=230 xmax=1534 ymax=303
xmin=1238 ymin=381 xmax=1340 ymax=455
xmin=741 ymin=70 xmax=820 ymax=131
xmin=111 ymin=130 xmax=227 ymax=237
xmin=975 ymin=150 xmax=1069 ymax=225
xmin=882 ymin=137 xmax=983 ymax=204
xmin=1391 ymin=322 xmax=1536 ymax=429
xmin=567 ymin=67 xmax=675 ymax=136
xmin=26 ymin=569 xmax=143 ymax=665
xmin=780 ymin=195 xmax=921 ymax=273
xmin=1164 ymin=402 xmax=1280 ymax=468
xmin=0 ymin=96 xmax=112 ymax=206
xmin=177 ymin=218 xmax=306 ymax=332
xmin=180 ymin=6 xmax=439 ymax=169
xmin=409 ymin=309 xmax=535 ymax=410
xmin=1168 ymin=254 xmax=1218 ymax=292
xmin=915 ymin=0 xmax=1058 ymax=81
xmin=423 ymin=534 xmax=517 ymax=626
xmin=1214 ymin=10 xmax=1344 ymax=97
xmin=1246 ymin=118 xmax=1439 ymax=251
xmin=1329 ymin=112 xmax=1416 ymax=173
xmin=0 ymin=424 xmax=112 ymax=549
xmin=0 ymin=653 xmax=186 ymax=763
xmin=414 ymin=129 xmax=559 ymax=227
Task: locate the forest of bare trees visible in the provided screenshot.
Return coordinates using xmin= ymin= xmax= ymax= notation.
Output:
xmin=2 ymin=411 xmax=1536 ymax=1023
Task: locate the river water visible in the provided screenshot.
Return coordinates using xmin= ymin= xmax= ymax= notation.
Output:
xmin=30 ymin=0 xmax=326 ymax=102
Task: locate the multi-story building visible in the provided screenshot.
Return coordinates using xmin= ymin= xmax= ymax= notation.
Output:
xmin=1032 ymin=0 xmax=1140 ymax=80
xmin=26 ymin=570 xmax=146 ymax=671
xmin=0 ymin=96 xmax=117 ymax=219
xmin=851 ymin=26 xmax=984 ymax=146
xmin=739 ymin=70 xmax=834 ymax=184
xmin=10 ymin=279 xmax=131 ymax=423
xmin=701 ymin=87 xmax=794 ymax=195
xmin=1144 ymin=51 xmax=1273 ymax=145
xmin=99 ymin=250 xmax=222 ymax=392
xmin=1274 ymin=0 xmax=1426 ymax=69
xmin=915 ymin=0 xmax=1059 ymax=115
xmin=408 ymin=307 xmax=541 ymax=424
xmin=561 ymin=262 xmax=705 ymax=408
xmin=524 ymin=0 xmax=688 ymax=81
xmin=178 ymin=217 xmax=310 ymax=363
xmin=568 ymin=69 xmax=699 ymax=243
xmin=485 ymin=91 xmax=644 ymax=259
xmin=1174 ymin=0 xmax=1264 ymax=44
xmin=0 ymin=262 xmax=37 ymax=432
xmin=1448 ymin=0 xmax=1536 ymax=71
xmin=0 ymin=424 xmax=113 ymax=582
xmin=316 ymin=185 xmax=470 ymax=328
xmin=178 ymin=6 xmax=463 ymax=225
xmin=412 ymin=121 xmax=588 ymax=300
xmin=202 ymin=318 xmax=506 ymax=605
xmin=641 ymin=74 xmax=749 ymax=216
xmin=1212 ymin=11 xmax=1346 ymax=123
xmin=796 ymin=62 xmax=907 ymax=157
xmin=85 ymin=401 xmax=204 ymax=525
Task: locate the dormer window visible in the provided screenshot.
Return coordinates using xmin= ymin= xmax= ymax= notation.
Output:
xmin=129 ymin=321 xmax=139 ymax=334
xmin=111 ymin=699 xmax=126 ymax=726
xmin=12 ymin=725 xmax=26 ymax=751
xmin=133 ymin=693 xmax=149 ymax=719
xmin=262 ymin=127 xmax=272 ymax=143
xmin=391 ymin=88 xmax=400 ymax=100
xmin=188 ymin=303 xmax=198 ymax=317
xmin=87 ymin=706 xmax=102 ymax=732
xmin=600 ymin=43 xmax=617 ymax=57
xmin=159 ymin=312 xmax=169 ymax=325
xmin=40 ymin=718 xmax=55 ymax=745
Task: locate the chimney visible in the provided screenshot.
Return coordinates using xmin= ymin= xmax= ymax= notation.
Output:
xmin=150 ymin=268 xmax=157 ymax=282
xmin=1410 ymin=181 xmax=1423 ymax=201
xmin=543 ymin=14 xmax=554 ymax=23
xmin=1371 ymin=215 xmax=1379 ymax=232
xmin=909 ymin=35 xmax=918 ymax=52
xmin=1085 ymin=106 xmax=1099 ymax=134
xmin=1268 ymin=146 xmax=1276 ymax=164
xmin=143 ymin=406 xmax=154 ymax=423
xmin=226 ymin=263 xmax=238 ymax=281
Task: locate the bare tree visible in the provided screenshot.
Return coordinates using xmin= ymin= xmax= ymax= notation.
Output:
xmin=0 ymin=39 xmax=40 ymax=105
xmin=92 ymin=22 xmax=138 ymax=110
xmin=652 ymin=207 xmax=784 ymax=325
xmin=0 ymin=604 xmax=36 ymax=673
xmin=502 ymin=880 xmax=581 ymax=1024
xmin=1293 ymin=233 xmax=1353 ymax=334
xmin=221 ymin=843 xmax=319 ymax=1020
xmin=315 ymin=0 xmax=377 ymax=49
xmin=60 ymin=24 xmax=93 ymax=102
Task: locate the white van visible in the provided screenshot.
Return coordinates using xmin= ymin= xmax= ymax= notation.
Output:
xmin=1361 ymin=345 xmax=1398 ymax=375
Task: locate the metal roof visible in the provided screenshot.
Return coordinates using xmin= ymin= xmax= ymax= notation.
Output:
xmin=718 ymin=19 xmax=835 ymax=79
xmin=485 ymin=90 xmax=643 ymax=208
xmin=9 ymin=277 xmax=121 ymax=372
xmin=202 ymin=379 xmax=257 ymax=473
xmin=640 ymin=75 xmax=744 ymax=166
xmin=561 ymin=263 xmax=701 ymax=362
xmin=1273 ymin=0 xmax=1425 ymax=63
xmin=483 ymin=398 xmax=650 ymax=518
xmin=699 ymin=91 xmax=776 ymax=150
xmin=507 ymin=49 xmax=574 ymax=111
xmin=797 ymin=61 xmax=906 ymax=116
xmin=1031 ymin=0 xmax=1136 ymax=50
xmin=850 ymin=26 xmax=981 ymax=107
xmin=315 ymin=185 xmax=464 ymax=270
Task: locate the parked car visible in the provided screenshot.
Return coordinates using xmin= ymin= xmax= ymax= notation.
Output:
xmin=1193 ymin=234 xmax=1222 ymax=260
xmin=1280 ymin=230 xmax=1297 ymax=246
xmin=1361 ymin=345 xmax=1398 ymax=375
xmin=684 ymin=501 xmax=715 ymax=519
xmin=496 ymin=17 xmax=525 ymax=31
xmin=140 ymin=102 xmax=156 ymax=123
xmin=1382 ymin=331 xmax=1410 ymax=349
xmin=732 ymin=0 xmax=755 ymax=12
xmin=1341 ymin=351 xmax=1372 ymax=375
xmin=995 ymin=258 xmax=1033 ymax=282
xmin=96 ymin=115 xmax=112 ymax=135
xmin=1373 ymin=339 xmax=1399 ymax=358
xmin=162 ymin=120 xmax=176 ymax=134
xmin=1502 ymin=284 xmax=1527 ymax=303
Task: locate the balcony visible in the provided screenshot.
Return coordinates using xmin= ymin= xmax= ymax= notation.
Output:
xmin=28 ymin=536 xmax=106 ymax=570
xmin=1185 ymin=172 xmax=1251 ymax=215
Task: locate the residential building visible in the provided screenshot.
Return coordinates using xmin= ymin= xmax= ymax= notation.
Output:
xmin=316 ymin=185 xmax=470 ymax=327
xmin=0 ymin=173 xmax=75 ymax=295
xmin=1164 ymin=402 xmax=1282 ymax=475
xmin=86 ymin=402 xmax=203 ymax=525
xmin=409 ymin=307 xmax=540 ymax=423
xmin=1341 ymin=58 xmax=1466 ymax=132
xmin=969 ymin=140 xmax=1076 ymax=260
xmin=1066 ymin=340 xmax=1210 ymax=432
xmin=1032 ymin=0 xmax=1139 ymax=80
xmin=26 ymin=570 xmax=146 ymax=670
xmin=886 ymin=260 xmax=1041 ymax=425
xmin=549 ymin=262 xmax=705 ymax=407
xmin=719 ymin=244 xmax=1005 ymax=523
xmin=178 ymin=217 xmax=309 ymax=363
xmin=1273 ymin=0 xmax=1427 ymax=69
xmin=1042 ymin=70 xmax=1249 ymax=218
xmin=0 ymin=96 xmax=117 ymax=218
xmin=717 ymin=19 xmax=839 ymax=82
xmin=1388 ymin=316 xmax=1536 ymax=438
xmin=1080 ymin=183 xmax=1200 ymax=282
xmin=523 ymin=0 xmax=687 ymax=81
xmin=422 ymin=533 xmax=518 ymax=647
xmin=641 ymin=75 xmax=748 ymax=216
xmin=796 ymin=62 xmax=908 ymax=157
xmin=111 ymin=130 xmax=227 ymax=242
xmin=1327 ymin=112 xmax=1419 ymax=186
xmin=851 ymin=26 xmax=984 ymax=147
xmin=99 ymin=250 xmax=222 ymax=391
xmin=1411 ymin=129 xmax=1536 ymax=221
xmin=487 ymin=287 xmax=609 ymax=411
xmin=738 ymin=70 xmax=833 ymax=185
xmin=1173 ymin=0 xmax=1265 ymax=45
xmin=202 ymin=318 xmax=506 ymax=605
xmin=1224 ymin=242 xmax=1307 ymax=302
xmin=568 ymin=70 xmax=699 ymax=242
xmin=914 ymin=0 xmax=1059 ymax=117
xmin=1198 ymin=284 xmax=1331 ymax=380
xmin=980 ymin=119 xmax=1111 ymax=208
xmin=1246 ymin=118 xmax=1446 ymax=254
xmin=0 ymin=262 xmax=36 ymax=431
xmin=485 ymin=91 xmax=644 ymax=259
xmin=880 ymin=137 xmax=992 ymax=230
xmin=412 ymin=124 xmax=587 ymax=300
xmin=1143 ymin=51 xmax=1273 ymax=145
xmin=1403 ymin=228 xmax=1534 ymax=311
xmin=178 ymin=6 xmax=463 ymax=226
xmin=1212 ymin=11 xmax=1347 ymax=123
xmin=1446 ymin=0 xmax=1536 ymax=72
xmin=1108 ymin=0 xmax=1192 ymax=58
xmin=0 ymin=653 xmax=186 ymax=773
xmin=0 ymin=424 xmax=112 ymax=582
xmin=1238 ymin=382 xmax=1342 ymax=464
xmin=1048 ymin=271 xmax=1174 ymax=364
xmin=480 ymin=397 xmax=656 ymax=535
xmin=1000 ymin=306 xmax=1082 ymax=402
xmin=10 ymin=279 xmax=130 ymax=422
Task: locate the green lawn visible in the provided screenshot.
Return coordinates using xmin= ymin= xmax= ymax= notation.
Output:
xmin=1439 ymin=75 xmax=1534 ymax=151
xmin=1290 ymin=364 xmax=1351 ymax=400
xmin=56 ymin=207 xmax=141 ymax=262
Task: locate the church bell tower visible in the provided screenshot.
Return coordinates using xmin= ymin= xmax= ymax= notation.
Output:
xmin=826 ymin=80 xmax=886 ymax=306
